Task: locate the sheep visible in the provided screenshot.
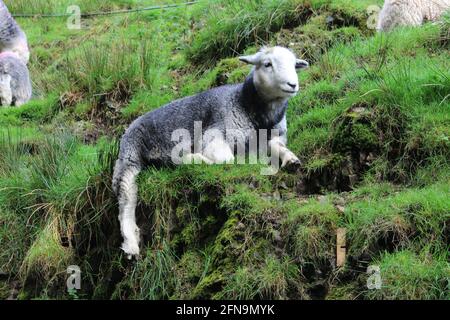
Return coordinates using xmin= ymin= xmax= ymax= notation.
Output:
xmin=377 ymin=0 xmax=450 ymax=32
xmin=0 ymin=51 xmax=32 ymax=107
xmin=113 ymin=46 xmax=309 ymax=258
xmin=0 ymin=0 xmax=30 ymax=64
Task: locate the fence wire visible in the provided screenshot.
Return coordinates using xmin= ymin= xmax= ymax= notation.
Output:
xmin=12 ymin=1 xmax=199 ymax=18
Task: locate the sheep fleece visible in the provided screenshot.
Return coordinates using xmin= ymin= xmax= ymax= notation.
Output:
xmin=0 ymin=1 xmax=29 ymax=62
xmin=0 ymin=53 xmax=32 ymax=106
xmin=378 ymin=0 xmax=450 ymax=31
xmin=114 ymin=75 xmax=288 ymax=174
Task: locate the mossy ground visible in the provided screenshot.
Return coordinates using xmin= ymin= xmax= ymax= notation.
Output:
xmin=0 ymin=0 xmax=448 ymax=300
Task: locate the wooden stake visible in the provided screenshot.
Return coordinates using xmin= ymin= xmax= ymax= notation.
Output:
xmin=336 ymin=228 xmax=346 ymax=267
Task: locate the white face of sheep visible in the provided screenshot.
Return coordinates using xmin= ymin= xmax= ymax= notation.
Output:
xmin=239 ymin=47 xmax=309 ymax=101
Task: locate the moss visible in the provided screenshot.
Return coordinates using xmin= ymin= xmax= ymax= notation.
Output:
xmin=331 ymin=26 xmax=361 ymax=41
xmin=192 ymin=269 xmax=225 ymax=299
xmin=295 ymin=80 xmax=344 ymax=113
xmin=352 ymin=123 xmax=379 ymax=148
xmin=178 ymin=251 xmax=204 ymax=281
xmin=210 ymin=215 xmax=241 ymax=265
xmin=274 ymin=11 xmax=363 ymax=62
xmin=214 ymin=57 xmax=251 ymax=86
xmin=275 ymin=18 xmax=333 ymax=62
xmin=331 ymin=106 xmax=379 ymax=153
xmin=178 ymin=213 xmax=221 ymax=248
xmin=180 ymin=222 xmax=200 ymax=247
xmin=172 ymin=251 xmax=205 ymax=299
xmin=304 ymin=152 xmax=345 ymax=174
xmin=74 ymin=103 xmax=93 ymax=117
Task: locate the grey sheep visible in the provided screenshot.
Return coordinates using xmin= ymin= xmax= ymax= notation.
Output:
xmin=113 ymin=46 xmax=309 ymax=258
xmin=0 ymin=0 xmax=30 ymax=64
xmin=0 ymin=51 xmax=32 ymax=107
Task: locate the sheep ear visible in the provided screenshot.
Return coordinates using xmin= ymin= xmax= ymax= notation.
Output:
xmin=296 ymin=59 xmax=309 ymax=69
xmin=239 ymin=53 xmax=261 ymax=65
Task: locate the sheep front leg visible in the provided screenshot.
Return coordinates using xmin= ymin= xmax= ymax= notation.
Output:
xmin=116 ymin=166 xmax=141 ymax=259
xmin=183 ymin=138 xmax=234 ymax=165
xmin=203 ymin=137 xmax=235 ymax=164
xmin=269 ymin=136 xmax=301 ymax=169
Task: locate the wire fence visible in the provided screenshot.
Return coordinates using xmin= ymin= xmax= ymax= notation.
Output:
xmin=12 ymin=1 xmax=199 ymax=18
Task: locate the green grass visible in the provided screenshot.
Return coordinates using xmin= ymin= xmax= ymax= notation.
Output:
xmin=345 ymin=182 xmax=450 ymax=256
xmin=0 ymin=0 xmax=448 ymax=300
xmin=367 ymin=249 xmax=449 ymax=300
xmin=186 ymin=0 xmax=384 ymax=65
xmin=4 ymin=0 xmax=176 ymax=15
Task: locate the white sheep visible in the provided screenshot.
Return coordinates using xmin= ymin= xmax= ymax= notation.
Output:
xmin=0 ymin=0 xmax=30 ymax=64
xmin=0 ymin=51 xmax=32 ymax=107
xmin=113 ymin=46 xmax=309 ymax=258
xmin=377 ymin=0 xmax=450 ymax=31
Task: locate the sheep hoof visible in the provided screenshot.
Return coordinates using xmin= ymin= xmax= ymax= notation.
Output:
xmin=126 ymin=254 xmax=140 ymax=260
xmin=121 ymin=241 xmax=140 ymax=260
xmin=282 ymin=158 xmax=302 ymax=172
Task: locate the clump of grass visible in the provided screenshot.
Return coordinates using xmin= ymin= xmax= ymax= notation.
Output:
xmin=171 ymin=250 xmax=208 ymax=299
xmin=20 ymin=215 xmax=74 ymax=285
xmin=115 ymin=244 xmax=178 ymax=300
xmin=187 ymin=0 xmax=313 ymax=65
xmin=0 ymin=128 xmax=121 ymax=297
xmin=284 ymin=196 xmax=340 ymax=264
xmin=275 ymin=14 xmax=363 ymax=64
xmin=217 ymin=256 xmax=303 ymax=300
xmin=0 ymin=208 xmax=29 ymax=274
xmin=366 ymin=249 xmax=449 ymax=300
xmin=345 ymin=182 xmax=449 ymax=256
xmin=0 ymin=95 xmax=59 ymax=126
xmin=187 ymin=0 xmax=384 ymax=65
xmin=62 ymin=34 xmax=170 ymax=116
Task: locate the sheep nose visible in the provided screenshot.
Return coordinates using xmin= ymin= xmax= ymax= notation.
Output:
xmin=287 ymin=82 xmax=297 ymax=89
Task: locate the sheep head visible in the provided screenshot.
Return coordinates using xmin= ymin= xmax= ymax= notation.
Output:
xmin=239 ymin=46 xmax=308 ymax=101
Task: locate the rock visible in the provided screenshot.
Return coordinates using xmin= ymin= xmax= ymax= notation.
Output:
xmin=236 ymin=222 xmax=245 ymax=230
xmin=282 ymin=192 xmax=296 ymax=200
xmin=318 ymin=195 xmax=327 ymax=204
xmin=6 ymin=281 xmax=19 ymax=300
xmin=272 ymin=230 xmax=282 ymax=243
xmin=359 ymin=151 xmax=367 ymax=163
xmin=279 ymin=182 xmax=288 ymax=190
xmin=349 ymin=174 xmax=358 ymax=187
xmin=273 ymin=190 xmax=282 ymax=201
xmin=350 ymin=106 xmax=367 ymax=114
xmin=367 ymin=152 xmax=376 ymax=162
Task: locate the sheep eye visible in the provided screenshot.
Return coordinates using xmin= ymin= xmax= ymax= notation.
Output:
xmin=264 ymin=62 xmax=272 ymax=68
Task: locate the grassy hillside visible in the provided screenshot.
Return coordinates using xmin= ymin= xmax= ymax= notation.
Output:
xmin=0 ymin=0 xmax=449 ymax=300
